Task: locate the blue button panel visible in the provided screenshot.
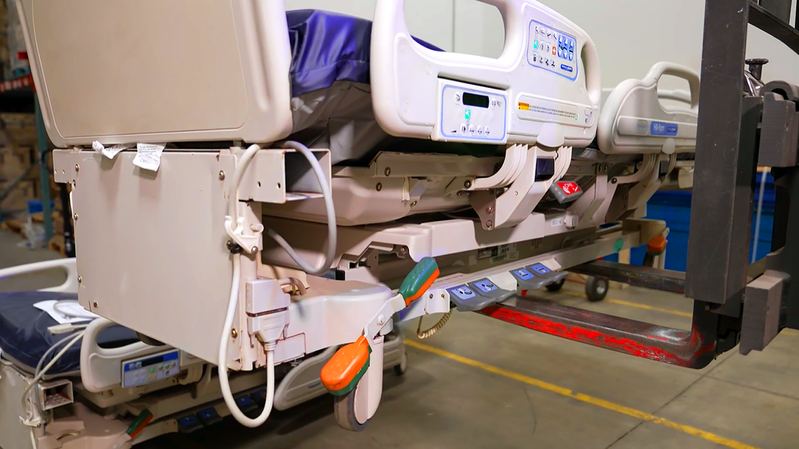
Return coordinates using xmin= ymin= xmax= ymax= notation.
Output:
xmin=528 ymin=20 xmax=578 ymax=81
xmin=512 ymin=268 xmax=535 ymax=281
xmin=529 ymin=263 xmax=551 ymax=275
xmin=449 ymin=285 xmax=477 ymax=301
xmin=178 ymin=415 xmax=197 ymax=427
xmin=472 ymin=279 xmax=498 ymax=294
xmin=650 ymin=121 xmax=679 ymax=137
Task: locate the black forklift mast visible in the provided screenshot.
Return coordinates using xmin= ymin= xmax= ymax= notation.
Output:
xmin=483 ymin=0 xmax=799 ymax=367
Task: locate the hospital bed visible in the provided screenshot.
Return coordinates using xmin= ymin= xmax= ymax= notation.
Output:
xmin=9 ymin=0 xmax=698 ymax=439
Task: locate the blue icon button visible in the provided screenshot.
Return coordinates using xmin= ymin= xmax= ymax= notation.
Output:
xmin=568 ymin=51 xmax=574 ymax=61
xmin=569 ymin=39 xmax=575 ymax=51
xmin=513 ymin=269 xmax=534 ymax=281
xmin=473 ymin=279 xmax=498 ymax=294
xmin=530 ymin=263 xmax=551 ymax=275
xmin=449 ymin=286 xmax=476 ymax=301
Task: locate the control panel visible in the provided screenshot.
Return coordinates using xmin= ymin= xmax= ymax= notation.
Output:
xmin=122 ymin=350 xmax=180 ymax=388
xmin=439 ymin=80 xmax=507 ymax=143
xmin=528 ymin=20 xmax=578 ymax=81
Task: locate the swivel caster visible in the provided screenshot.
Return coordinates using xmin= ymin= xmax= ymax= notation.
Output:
xmin=545 ymin=278 xmax=566 ymax=292
xmin=585 ymin=276 xmax=608 ymax=302
xmin=333 ymin=387 xmax=369 ymax=432
xmin=394 ymin=351 xmax=408 ymax=376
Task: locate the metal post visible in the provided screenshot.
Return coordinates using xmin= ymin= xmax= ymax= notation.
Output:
xmin=34 ymin=98 xmax=53 ymax=245
xmin=686 ymin=0 xmax=756 ymax=313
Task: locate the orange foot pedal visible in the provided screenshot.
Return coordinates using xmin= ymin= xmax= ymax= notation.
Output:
xmin=320 ymin=336 xmax=372 ymax=396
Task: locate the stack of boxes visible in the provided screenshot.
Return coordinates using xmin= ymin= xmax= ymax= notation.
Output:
xmin=0 ymin=112 xmax=37 ymax=213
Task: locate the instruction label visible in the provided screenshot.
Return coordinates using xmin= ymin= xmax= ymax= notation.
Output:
xmin=517 ymin=95 xmax=581 ymax=126
xmin=133 ymin=143 xmax=165 ymax=172
xmin=477 ymin=243 xmax=519 ymax=264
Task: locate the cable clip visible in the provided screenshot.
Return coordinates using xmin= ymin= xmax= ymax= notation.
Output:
xmin=224 ymin=215 xmax=263 ymax=255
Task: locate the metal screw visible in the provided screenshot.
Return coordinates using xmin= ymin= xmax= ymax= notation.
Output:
xmin=231 ymin=328 xmax=238 ymax=339
xmin=611 ymin=178 xmax=617 ymax=184
xmin=251 ymin=246 xmax=258 ymax=253
xmin=73 ymin=213 xmax=79 ymax=221
xmin=441 ymin=294 xmax=446 ymax=299
xmin=78 ymin=276 xmax=82 ymax=283
xmin=107 ymin=390 xmax=114 ymax=397
xmin=376 ymin=183 xmax=383 ymax=192
xmin=384 ymin=167 xmax=391 ymax=176
xmin=429 ymin=293 xmax=433 ymax=299
xmin=92 ymin=301 xmax=98 ymax=308
xmin=377 ymin=315 xmax=386 ymax=325
xmin=398 ymin=246 xmax=408 ymax=256
xmin=410 ymin=201 xmax=418 ymax=207
xmin=486 ymin=206 xmax=494 ymax=214
xmin=218 ymin=170 xmax=225 ymax=180
xmin=464 ymin=180 xmax=472 ymax=189
xmin=75 ymin=164 xmax=80 ymax=172
xmin=486 ymin=220 xmax=494 ymax=229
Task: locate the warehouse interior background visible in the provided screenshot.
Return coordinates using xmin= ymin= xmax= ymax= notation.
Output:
xmin=1 ymin=1 xmax=799 ymax=448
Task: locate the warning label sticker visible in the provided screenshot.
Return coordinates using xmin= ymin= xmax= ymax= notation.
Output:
xmin=517 ymin=95 xmax=582 ymax=126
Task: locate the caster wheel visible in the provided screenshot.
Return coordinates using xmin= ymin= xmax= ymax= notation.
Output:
xmin=585 ymin=276 xmax=609 ymax=302
xmin=333 ymin=388 xmax=369 ymax=432
xmin=394 ymin=351 xmax=408 ymax=376
xmin=545 ymin=278 xmax=566 ymax=292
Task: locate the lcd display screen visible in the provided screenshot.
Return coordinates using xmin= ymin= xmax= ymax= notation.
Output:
xmin=463 ymin=92 xmax=489 ymax=108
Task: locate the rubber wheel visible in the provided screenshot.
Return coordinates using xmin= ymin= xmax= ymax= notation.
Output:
xmin=333 ymin=388 xmax=369 ymax=432
xmin=393 ymin=351 xmax=408 ymax=376
xmin=585 ymin=276 xmax=609 ymax=302
xmin=545 ymin=278 xmax=566 ymax=292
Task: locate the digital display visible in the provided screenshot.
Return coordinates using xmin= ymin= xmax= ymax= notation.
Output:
xmin=141 ymin=355 xmax=165 ymax=367
xmin=463 ymin=92 xmax=489 ymax=108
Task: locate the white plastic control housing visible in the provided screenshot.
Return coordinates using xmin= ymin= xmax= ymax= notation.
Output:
xmin=371 ymin=0 xmax=601 ymax=148
xmin=598 ymin=62 xmax=699 ymax=155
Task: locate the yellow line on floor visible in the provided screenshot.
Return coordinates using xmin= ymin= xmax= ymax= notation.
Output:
xmin=562 ymin=291 xmax=693 ymax=317
xmin=406 ymin=339 xmax=759 ymax=449
xmin=559 ymin=290 xmax=799 ymax=337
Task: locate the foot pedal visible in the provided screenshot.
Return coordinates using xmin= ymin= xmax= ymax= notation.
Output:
xmin=197 ymin=407 xmax=222 ymax=426
xmin=177 ymin=414 xmax=203 ymax=433
xmin=447 ymin=278 xmax=515 ymax=312
xmin=512 ymin=263 xmax=568 ymax=291
xmin=321 ymin=336 xmax=371 ymax=396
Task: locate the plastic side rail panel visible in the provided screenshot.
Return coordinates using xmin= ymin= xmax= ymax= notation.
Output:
xmin=371 ymin=0 xmax=601 ymax=149
xmin=16 ymin=0 xmax=293 ymax=147
xmin=597 ymin=62 xmax=699 ymax=155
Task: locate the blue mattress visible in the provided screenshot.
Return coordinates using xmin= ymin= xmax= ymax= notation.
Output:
xmin=287 ymin=9 xmax=440 ymax=97
xmin=0 ymin=291 xmax=139 ymax=375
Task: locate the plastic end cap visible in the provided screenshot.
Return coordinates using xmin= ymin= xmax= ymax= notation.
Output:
xmin=320 ymin=336 xmax=372 ymax=396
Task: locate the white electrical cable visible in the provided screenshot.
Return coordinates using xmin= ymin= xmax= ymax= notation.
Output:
xmin=21 ymin=331 xmax=85 ymax=422
xmin=217 ymin=255 xmax=275 ymax=428
xmin=226 ymin=142 xmax=336 ymax=276
xmin=218 ymin=141 xmax=335 ymax=427
xmin=271 ymin=141 xmax=337 ymax=276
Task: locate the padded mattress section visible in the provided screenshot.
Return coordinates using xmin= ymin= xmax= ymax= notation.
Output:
xmin=286 ymin=10 xmax=444 ymax=165
xmin=0 ymin=291 xmax=138 ymax=375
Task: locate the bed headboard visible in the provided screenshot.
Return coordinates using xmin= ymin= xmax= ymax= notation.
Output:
xmin=16 ymin=0 xmax=294 ymax=147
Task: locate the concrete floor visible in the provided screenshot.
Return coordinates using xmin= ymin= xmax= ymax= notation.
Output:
xmin=2 ymin=230 xmax=798 ymax=449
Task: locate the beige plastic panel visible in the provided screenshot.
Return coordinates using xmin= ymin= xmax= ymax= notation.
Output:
xmin=17 ymin=0 xmax=293 ymax=147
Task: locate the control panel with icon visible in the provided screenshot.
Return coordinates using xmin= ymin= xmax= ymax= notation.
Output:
xmin=528 ymin=20 xmax=578 ymax=81
xmin=439 ymin=79 xmax=507 ymax=143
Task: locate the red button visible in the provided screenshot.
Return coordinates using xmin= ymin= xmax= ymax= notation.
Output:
xmin=557 ymin=182 xmax=581 ymax=195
